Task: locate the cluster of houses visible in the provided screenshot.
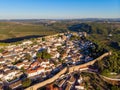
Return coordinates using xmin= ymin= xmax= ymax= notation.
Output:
xmin=0 ymin=32 xmax=94 ymax=89
xmin=55 ymin=72 xmax=85 ymax=90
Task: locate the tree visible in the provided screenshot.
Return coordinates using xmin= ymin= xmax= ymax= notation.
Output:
xmin=22 ymin=78 xmax=31 ymax=88
xmin=0 ymin=48 xmax=4 ymax=53
xmin=25 ymin=53 xmax=32 ymax=61
xmin=111 ymin=86 xmax=120 ymax=90
xmin=36 ymin=52 xmax=42 ymax=58
xmin=36 ymin=49 xmax=51 ymax=59
xmin=20 ymin=67 xmax=26 ymax=73
xmin=42 ymin=37 xmax=45 ymax=41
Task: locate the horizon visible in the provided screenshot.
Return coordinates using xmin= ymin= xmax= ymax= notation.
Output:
xmin=0 ymin=17 xmax=120 ymax=20
xmin=0 ymin=0 xmax=120 ymax=19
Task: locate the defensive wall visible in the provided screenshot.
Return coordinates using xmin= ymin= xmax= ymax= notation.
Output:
xmin=25 ymin=51 xmax=111 ymax=90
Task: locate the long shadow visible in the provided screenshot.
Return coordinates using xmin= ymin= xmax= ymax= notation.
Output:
xmin=0 ymin=35 xmax=46 ymax=43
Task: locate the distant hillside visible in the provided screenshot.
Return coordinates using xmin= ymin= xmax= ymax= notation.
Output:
xmin=0 ymin=21 xmax=120 ymax=44
xmin=68 ymin=22 xmax=120 ymax=76
xmin=68 ymin=23 xmax=92 ymax=33
xmin=68 ymin=22 xmax=120 ymax=44
xmin=0 ymin=22 xmax=68 ymax=40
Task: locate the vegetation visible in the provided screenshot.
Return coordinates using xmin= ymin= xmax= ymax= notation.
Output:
xmin=73 ymin=23 xmax=120 ymax=75
xmin=69 ymin=35 xmax=80 ymax=40
xmin=20 ymin=67 xmax=26 ymax=73
xmin=22 ymin=78 xmax=31 ymax=88
xmin=69 ymin=22 xmax=120 ymax=84
xmin=110 ymin=86 xmax=120 ymax=90
xmin=24 ymin=53 xmax=32 ymax=61
xmin=36 ymin=49 xmax=51 ymax=59
xmin=0 ymin=22 xmax=69 ymax=41
xmin=81 ymin=72 xmax=120 ymax=90
xmin=42 ymin=37 xmax=45 ymax=41
xmin=94 ymin=51 xmax=120 ymax=74
xmin=0 ymin=42 xmax=8 ymax=46
xmin=0 ymin=48 xmax=4 ymax=53
xmin=12 ymin=59 xmax=23 ymax=65
xmin=68 ymin=23 xmax=92 ymax=33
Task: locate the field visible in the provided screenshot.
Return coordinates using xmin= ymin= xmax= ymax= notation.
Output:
xmin=0 ymin=22 xmax=68 ymax=40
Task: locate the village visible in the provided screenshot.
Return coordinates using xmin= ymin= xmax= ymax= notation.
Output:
xmin=0 ymin=32 xmax=96 ymax=90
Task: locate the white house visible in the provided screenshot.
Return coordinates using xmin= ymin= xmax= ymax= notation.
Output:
xmin=22 ymin=41 xmax=33 ymax=45
xmin=47 ymin=47 xmax=51 ymax=53
xmin=4 ymin=70 xmax=18 ymax=81
xmin=54 ymin=43 xmax=62 ymax=47
xmin=16 ymin=63 xmax=25 ymax=69
xmin=0 ymin=73 xmax=3 ymax=78
xmin=27 ymin=67 xmax=45 ymax=77
xmin=40 ymin=61 xmax=50 ymax=67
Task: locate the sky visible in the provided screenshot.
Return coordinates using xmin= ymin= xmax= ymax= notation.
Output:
xmin=0 ymin=0 xmax=120 ymax=19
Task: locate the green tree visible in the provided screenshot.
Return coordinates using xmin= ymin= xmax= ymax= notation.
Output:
xmin=0 ymin=48 xmax=4 ymax=53
xmin=22 ymin=78 xmax=31 ymax=88
xmin=111 ymin=86 xmax=120 ymax=90
xmin=36 ymin=52 xmax=42 ymax=58
xmin=20 ymin=67 xmax=26 ymax=73
xmin=25 ymin=53 xmax=32 ymax=61
xmin=36 ymin=49 xmax=51 ymax=59
xmin=42 ymin=38 xmax=45 ymax=41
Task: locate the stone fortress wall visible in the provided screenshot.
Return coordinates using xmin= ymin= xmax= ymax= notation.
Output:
xmin=25 ymin=52 xmax=111 ymax=90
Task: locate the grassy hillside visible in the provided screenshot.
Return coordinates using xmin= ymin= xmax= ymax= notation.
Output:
xmin=84 ymin=23 xmax=120 ymax=78
xmin=0 ymin=22 xmax=68 ymax=40
xmin=81 ymin=72 xmax=120 ymax=90
xmin=68 ymin=22 xmax=120 ymax=79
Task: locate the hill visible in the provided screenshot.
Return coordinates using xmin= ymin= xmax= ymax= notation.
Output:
xmin=0 ymin=22 xmax=68 ymax=41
